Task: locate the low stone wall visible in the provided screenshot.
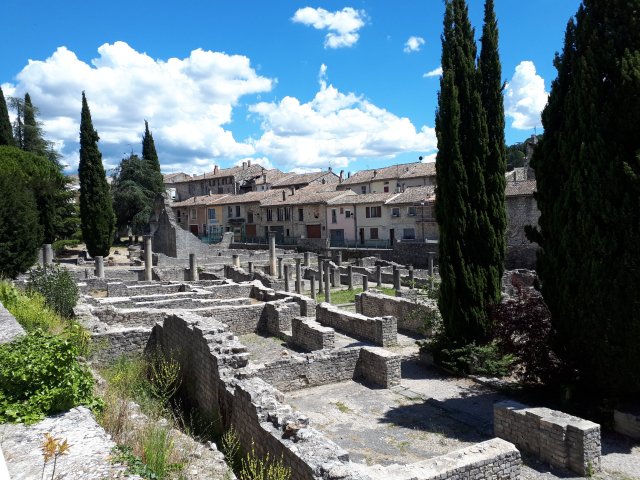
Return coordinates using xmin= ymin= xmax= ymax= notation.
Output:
xmin=316 ymin=302 xmax=397 ymax=347
xmin=264 ymin=301 xmax=301 ymax=335
xmin=199 ymin=303 xmax=268 ymax=335
xmin=614 ymin=408 xmax=640 ymax=439
xmin=0 ymin=301 xmax=24 ymax=344
xmin=90 ymin=327 xmax=156 ymax=364
xmin=291 ymin=317 xmax=334 ymax=351
xmin=359 ymin=347 xmax=401 ymax=388
xmin=107 ymin=281 xmax=185 ymax=297
xmin=494 ymin=400 xmax=601 ymax=475
xmin=356 ymin=291 xmax=435 ymax=334
xmin=91 ymin=307 xmax=168 ymax=329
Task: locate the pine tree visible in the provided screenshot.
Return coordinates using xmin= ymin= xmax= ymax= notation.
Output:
xmin=529 ymin=0 xmax=640 ymax=396
xmin=435 ymin=0 xmax=492 ymax=344
xmin=78 ymin=92 xmax=115 ymax=257
xmin=0 ymin=87 xmax=14 ymax=146
xmin=478 ymin=0 xmax=507 ymax=304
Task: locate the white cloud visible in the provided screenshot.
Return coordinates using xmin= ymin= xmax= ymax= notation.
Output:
xmin=423 ymin=66 xmax=442 ymax=78
xmin=504 ymin=61 xmax=548 ymax=130
xmin=249 ymin=65 xmax=437 ymax=170
xmin=5 ymin=42 xmax=273 ymax=172
xmin=404 ymin=36 xmax=425 ymax=53
xmin=233 ymin=156 xmax=275 ymax=170
xmin=292 ymin=7 xmax=366 ymax=49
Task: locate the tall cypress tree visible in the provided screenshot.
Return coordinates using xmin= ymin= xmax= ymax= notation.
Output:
xmin=23 ymin=93 xmax=44 ymax=153
xmin=529 ymin=0 xmax=640 ymax=396
xmin=435 ymin=0 xmax=492 ymax=344
xmin=142 ymin=120 xmax=161 ymax=173
xmin=79 ymin=92 xmax=115 ymax=257
xmin=0 ymin=87 xmax=14 ymax=146
xmin=478 ymin=0 xmax=507 ymax=304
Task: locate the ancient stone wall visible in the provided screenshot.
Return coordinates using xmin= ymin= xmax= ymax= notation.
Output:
xmin=291 ymin=317 xmax=335 ymax=351
xmin=91 ymin=328 xmax=156 ymax=364
xmin=359 ymin=347 xmax=401 ymax=388
xmin=316 ymin=302 xmax=397 ymax=347
xmin=355 ymin=291 xmax=435 ymax=334
xmin=494 ymin=400 xmax=601 ymax=475
xmin=0 ymin=301 xmax=24 ymax=344
xmin=505 ymin=195 xmax=540 ymax=269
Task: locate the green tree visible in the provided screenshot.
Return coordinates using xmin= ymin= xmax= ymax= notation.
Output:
xmin=528 ymin=0 xmax=640 ymax=396
xmin=22 ymin=93 xmax=46 ymax=154
xmin=435 ymin=0 xmax=493 ymax=344
xmin=142 ymin=120 xmax=161 ymax=174
xmin=0 ymin=87 xmax=14 ymax=146
xmin=78 ymin=92 xmax=114 ymax=257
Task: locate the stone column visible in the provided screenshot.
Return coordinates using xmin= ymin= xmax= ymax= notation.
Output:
xmin=376 ymin=265 xmax=382 ymax=287
xmin=428 ymin=253 xmax=434 ymax=276
xmin=356 ymin=258 xmax=362 ymax=267
xmin=303 ymin=251 xmax=310 ymax=267
xmin=324 ymin=261 xmax=331 ymax=303
xmin=42 ymin=244 xmax=53 ymax=266
xmin=336 ymin=250 xmax=343 ymax=266
xmin=269 ymin=232 xmax=277 ymax=276
xmin=232 ymin=254 xmax=240 ymax=268
xmin=295 ymin=258 xmax=302 ymax=294
xmin=310 ymin=276 xmax=316 ymax=300
xmin=318 ymin=258 xmax=324 ymax=294
xmin=363 ymin=275 xmax=369 ymax=292
xmin=408 ymin=266 xmax=414 ymax=289
xmin=94 ymin=256 xmax=104 ymax=279
xmin=128 ymin=235 xmax=133 ymax=244
xmin=331 ymin=267 xmax=338 ymax=287
xmin=189 ymin=253 xmax=199 ymax=281
xmin=247 ymin=261 xmax=253 ymax=273
xmin=277 ymin=257 xmax=284 ymax=279
xmin=144 ymin=235 xmax=153 ymax=281
xmin=393 ymin=267 xmax=401 ymax=291
xmin=283 ymin=264 xmax=290 ymax=292
xmin=347 ymin=265 xmax=353 ymax=290
xmin=84 ymin=268 xmax=90 ymax=279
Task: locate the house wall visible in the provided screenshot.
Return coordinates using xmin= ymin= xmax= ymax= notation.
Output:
xmin=326 ymin=204 xmax=356 ymax=243
xmin=174 ymin=175 xmax=237 ymax=201
xmin=354 ymin=203 xmax=391 ymax=243
xmin=260 ymin=203 xmax=328 ymax=239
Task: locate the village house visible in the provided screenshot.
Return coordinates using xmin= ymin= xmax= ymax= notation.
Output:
xmin=269 ymin=169 xmax=340 ymax=191
xmin=170 ymin=162 xmax=264 ymax=201
xmin=337 ymin=161 xmax=436 ymax=194
xmin=170 ymin=194 xmax=230 ymax=238
xmin=385 ymin=185 xmax=437 ymax=243
xmin=209 ymin=190 xmax=281 ymax=242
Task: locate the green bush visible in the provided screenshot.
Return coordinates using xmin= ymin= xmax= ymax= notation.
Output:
xmin=425 ymin=336 xmax=516 ymax=377
xmin=52 ymin=239 xmax=79 ymax=255
xmin=0 ymin=330 xmax=97 ymax=424
xmin=0 ymin=281 xmax=65 ymax=333
xmin=28 ymin=264 xmax=79 ymax=318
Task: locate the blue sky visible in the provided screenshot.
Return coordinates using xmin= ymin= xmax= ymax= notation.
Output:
xmin=0 ymin=0 xmax=581 ymax=175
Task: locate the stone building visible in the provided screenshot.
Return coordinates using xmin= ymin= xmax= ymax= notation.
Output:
xmin=385 ymin=186 xmax=437 ymax=243
xmin=170 ymin=194 xmax=230 ymax=238
xmin=337 ymin=161 xmax=436 ymax=194
xmin=171 ymin=162 xmax=264 ymax=201
xmin=209 ymin=190 xmax=281 ymax=241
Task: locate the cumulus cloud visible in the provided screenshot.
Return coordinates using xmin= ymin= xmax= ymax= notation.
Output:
xmin=248 ymin=65 xmax=437 ymax=170
xmin=404 ymin=36 xmax=425 ymax=53
xmin=233 ymin=156 xmax=275 ymax=170
xmin=423 ymin=66 xmax=442 ymax=78
xmin=292 ymin=7 xmax=366 ymax=49
xmin=4 ymin=42 xmax=273 ymax=172
xmin=504 ymin=61 xmax=548 ymax=130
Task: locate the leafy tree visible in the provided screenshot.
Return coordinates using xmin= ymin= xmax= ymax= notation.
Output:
xmin=506 ymin=148 xmax=525 ymax=171
xmin=0 ymin=87 xmax=13 ymax=146
xmin=528 ymin=0 xmax=640 ymax=397
xmin=78 ymin=92 xmax=114 ymax=257
xmin=435 ymin=0 xmax=493 ymax=344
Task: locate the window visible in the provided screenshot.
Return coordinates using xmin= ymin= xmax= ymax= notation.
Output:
xmin=331 ymin=209 xmax=337 ymax=224
xmin=235 ymin=205 xmax=241 ymax=217
xmin=340 ymin=207 xmax=344 ymax=214
xmin=298 ymin=208 xmax=304 ymax=221
xmin=384 ymin=181 xmax=389 ymax=193
xmin=248 ymin=212 xmax=254 ymax=223
xmin=190 ymin=208 xmax=197 ymax=220
xmin=277 ymin=208 xmax=284 ymax=221
xmin=345 ymin=210 xmax=351 ymax=218
xmin=370 ymin=228 xmax=379 ymax=239
xmin=408 ymin=206 xmax=417 ymax=216
xmin=284 ymin=207 xmax=291 ymax=221
xmin=286 ymin=229 xmax=290 ymax=237
xmin=403 ymin=228 xmax=415 ymax=240
xmin=177 ymin=210 xmax=182 ymax=223
xmin=266 ymin=209 xmax=273 ymax=222
xmin=208 ymin=209 xmax=216 ymax=221
xmin=392 ymin=207 xmax=400 ymax=217
xmin=361 ymin=186 xmax=367 ymax=194
xmin=228 ymin=206 xmax=233 ymax=218
xmin=366 ymin=206 xmax=382 ymax=218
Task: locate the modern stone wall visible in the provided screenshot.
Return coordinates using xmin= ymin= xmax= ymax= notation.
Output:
xmin=0 ymin=301 xmax=24 ymax=344
xmin=291 ymin=317 xmax=335 ymax=351
xmin=316 ymin=302 xmax=397 ymax=347
xmin=355 ymin=291 xmax=436 ymax=334
xmin=494 ymin=400 xmax=601 ymax=475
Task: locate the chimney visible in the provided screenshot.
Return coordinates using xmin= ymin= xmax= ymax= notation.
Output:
xmin=328 ymin=166 xmax=332 ymax=172
xmin=373 ymin=169 xmax=378 ymax=178
xmin=242 ymin=161 xmax=247 ymax=169
xmin=247 ymin=159 xmax=252 ymax=166
xmin=282 ymin=190 xmax=286 ymax=201
xmin=290 ymin=186 xmax=295 ymax=196
xmin=263 ymin=173 xmax=267 ymax=183
xmin=347 ymin=171 xmax=351 ymax=178
xmin=214 ymin=165 xmax=219 ymax=175
xmin=339 ymin=170 xmax=344 ymax=184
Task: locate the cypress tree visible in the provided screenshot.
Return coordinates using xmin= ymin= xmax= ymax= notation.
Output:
xmin=142 ymin=120 xmax=161 ymax=173
xmin=478 ymin=0 xmax=507 ymax=304
xmin=23 ymin=93 xmax=42 ymax=153
xmin=0 ymin=87 xmax=14 ymax=146
xmin=435 ymin=0 xmax=492 ymax=344
xmin=529 ymin=0 xmax=640 ymax=396
xmin=78 ymin=92 xmax=115 ymax=257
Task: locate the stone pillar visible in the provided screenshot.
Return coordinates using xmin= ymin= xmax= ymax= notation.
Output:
xmin=324 ymin=261 xmax=331 ymax=303
xmin=376 ymin=265 xmax=382 ymax=287
xmin=94 ymin=256 xmax=104 ymax=279
xmin=283 ymin=264 xmax=290 ymax=292
xmin=42 ymin=244 xmax=53 ymax=266
xmin=84 ymin=268 xmax=90 ymax=279
xmin=428 ymin=253 xmax=434 ymax=276
xmin=331 ymin=267 xmax=338 ymax=287
xmin=295 ymin=258 xmax=302 ymax=294
xmin=363 ymin=275 xmax=369 ymax=292
xmin=128 ymin=235 xmax=133 ymax=244
xmin=277 ymin=257 xmax=284 ymax=279
xmin=303 ymin=251 xmax=310 ymax=267
xmin=408 ymin=266 xmax=414 ymax=289
xmin=393 ymin=268 xmax=401 ymax=291
xmin=310 ymin=276 xmax=316 ymax=300
xmin=347 ymin=265 xmax=353 ymax=290
xmin=189 ymin=253 xmax=199 ymax=281
xmin=336 ymin=250 xmax=342 ymax=266
xmin=247 ymin=261 xmax=253 ymax=273
xmin=232 ymin=254 xmax=240 ymax=268
xmin=356 ymin=258 xmax=362 ymax=267
xmin=269 ymin=232 xmax=277 ymax=276
xmin=144 ymin=235 xmax=153 ymax=281
xmin=318 ymin=258 xmax=324 ymax=294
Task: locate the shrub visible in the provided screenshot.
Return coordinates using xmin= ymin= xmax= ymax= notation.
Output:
xmin=52 ymin=239 xmax=79 ymax=255
xmin=429 ymin=337 xmax=516 ymax=377
xmin=240 ymin=442 xmax=291 ymax=480
xmin=0 ymin=280 xmax=65 ymax=333
xmin=0 ymin=330 xmax=96 ymax=424
xmin=28 ymin=265 xmax=79 ymax=318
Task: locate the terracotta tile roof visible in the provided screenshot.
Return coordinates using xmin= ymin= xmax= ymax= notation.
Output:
xmin=327 ymin=192 xmax=399 ymax=205
xmin=171 ymin=194 xmax=230 ymax=207
xmin=210 ymin=190 xmax=282 ymax=205
xmin=254 ymin=169 xmax=287 ymax=185
xmin=505 ymin=180 xmax=536 ymax=196
xmin=271 ymin=170 xmax=337 ymax=187
xmin=340 ymin=161 xmax=436 ymax=185
xmin=261 ymin=187 xmax=354 ymax=207
xmin=386 ymin=186 xmax=436 ymax=204
xmin=163 ymin=172 xmax=191 ymax=183
xmin=172 ymin=164 xmax=264 ymax=183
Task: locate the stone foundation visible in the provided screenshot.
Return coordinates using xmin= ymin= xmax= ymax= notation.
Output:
xmin=291 ymin=317 xmax=335 ymax=351
xmin=316 ymin=302 xmax=397 ymax=347
xmin=355 ymin=291 xmax=436 ymax=334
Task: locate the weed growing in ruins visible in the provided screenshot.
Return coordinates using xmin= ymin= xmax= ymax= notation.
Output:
xmin=40 ymin=433 xmax=71 ymax=480
xmin=221 ymin=425 xmax=242 ymax=471
xmin=240 ymin=441 xmax=291 ymax=480
xmin=148 ymin=350 xmax=182 ymax=406
xmin=139 ymin=423 xmax=183 ymax=479
xmin=334 ymin=401 xmax=353 ymax=414
xmin=28 ymin=265 xmax=79 ymax=318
